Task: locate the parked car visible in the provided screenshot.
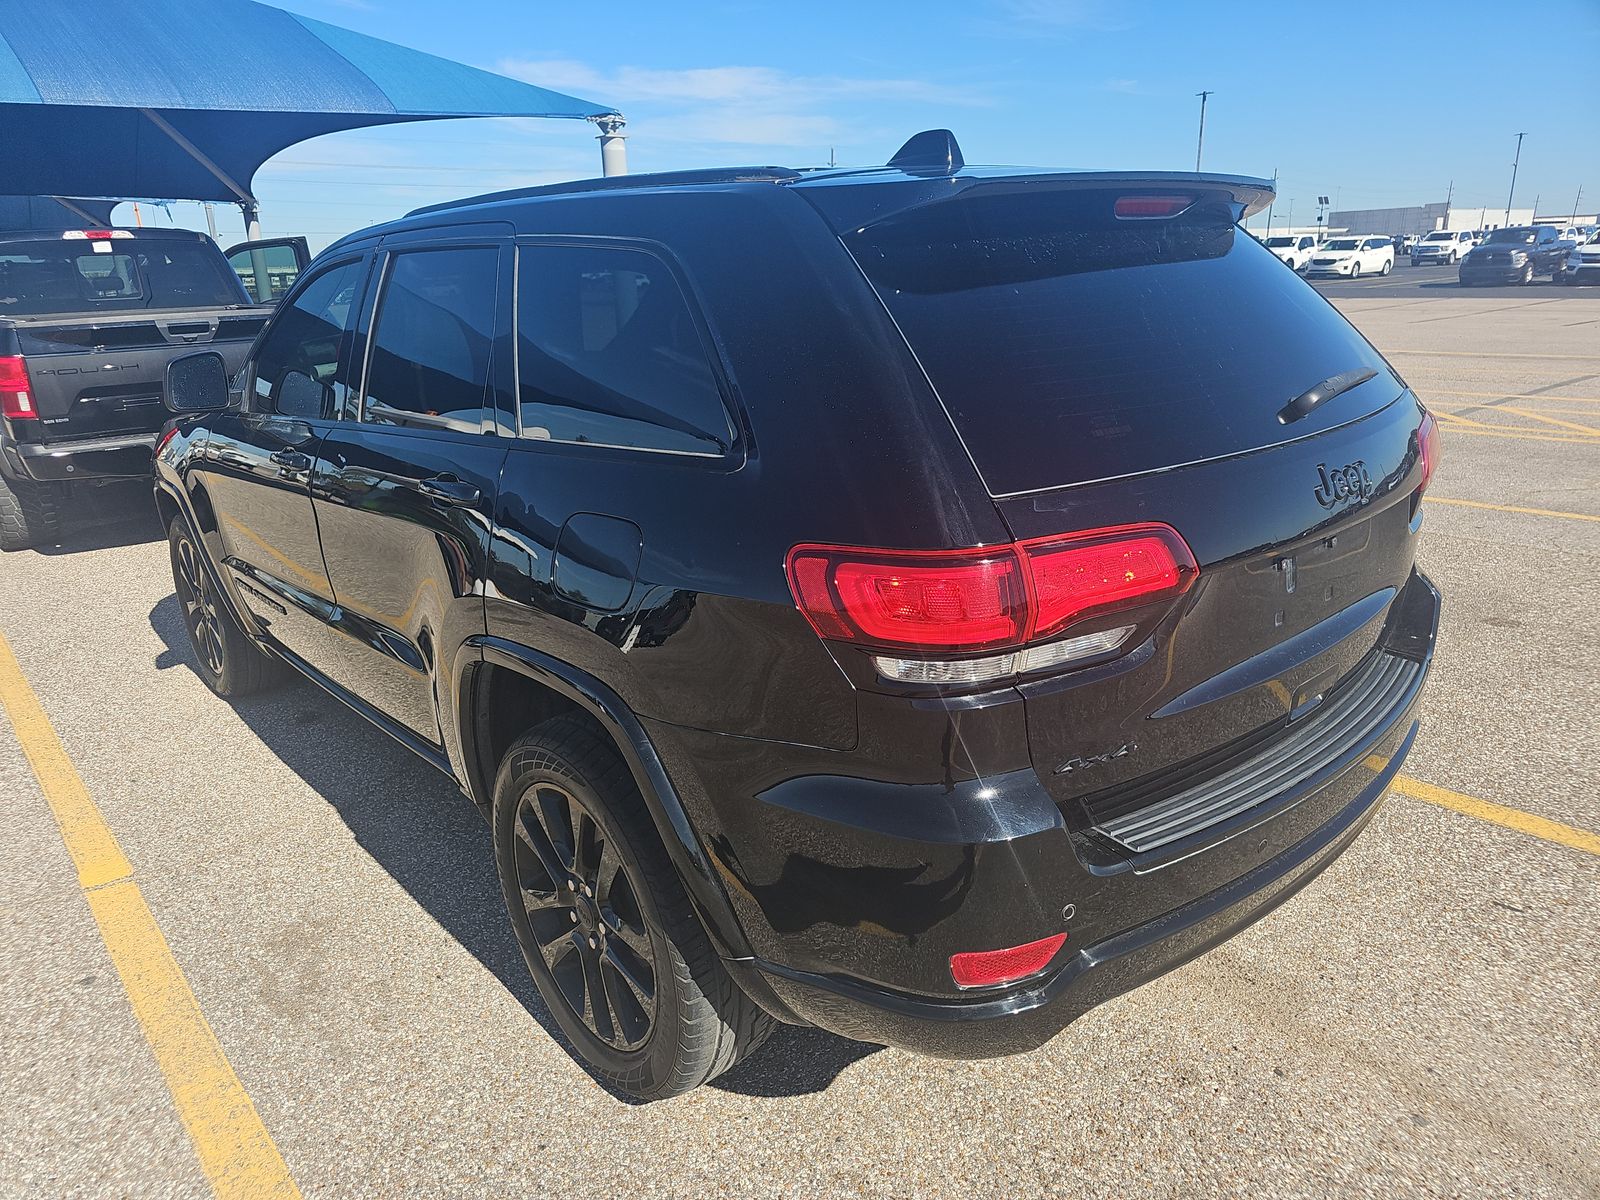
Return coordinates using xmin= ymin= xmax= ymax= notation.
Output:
xmin=1400 ymin=235 xmax=1420 ymax=255
xmin=0 ymin=226 xmax=300 ymax=550
xmin=152 ymin=131 xmax=1441 ymax=1100
xmin=1459 ymin=225 xmax=1570 ymax=285
xmin=1560 ymin=229 xmax=1600 ymax=285
xmin=1263 ymin=234 xmax=1318 ymax=270
xmin=1304 ymin=235 xmax=1395 ymax=277
xmin=1410 ymin=229 xmax=1475 ymax=266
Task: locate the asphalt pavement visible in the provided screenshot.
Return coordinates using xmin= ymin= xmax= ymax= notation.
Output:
xmin=1 ymin=285 xmax=1596 ymax=1199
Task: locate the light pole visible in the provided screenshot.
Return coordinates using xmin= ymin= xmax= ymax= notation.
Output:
xmin=1264 ymin=168 xmax=1277 ymax=238
xmin=1505 ymin=132 xmax=1526 ymax=227
xmin=1316 ymin=195 xmax=1329 ymax=243
xmin=1194 ymin=91 xmax=1212 ymax=172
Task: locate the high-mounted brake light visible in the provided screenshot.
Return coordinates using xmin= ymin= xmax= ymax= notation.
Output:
xmin=950 ymin=932 xmax=1068 ymax=988
xmin=62 ymin=229 xmax=131 ymax=240
xmin=1416 ymin=411 xmax=1440 ymax=494
xmin=786 ymin=523 xmax=1197 ymax=673
xmin=0 ymin=355 xmax=36 ymax=420
xmin=1114 ymin=194 xmax=1195 ymax=219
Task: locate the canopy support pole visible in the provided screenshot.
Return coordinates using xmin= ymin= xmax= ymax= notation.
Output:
xmin=139 ymin=107 xmax=260 ymax=230
xmin=51 ymin=197 xmax=103 ymax=226
xmin=590 ymin=114 xmax=627 ymax=177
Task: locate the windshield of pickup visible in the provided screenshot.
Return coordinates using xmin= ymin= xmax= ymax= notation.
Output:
xmin=0 ymin=237 xmax=247 ymax=315
xmin=1421 ymin=232 xmax=1454 ymax=242
xmin=1484 ymin=228 xmax=1538 ymax=245
xmin=1264 ymin=237 xmax=1295 ymax=247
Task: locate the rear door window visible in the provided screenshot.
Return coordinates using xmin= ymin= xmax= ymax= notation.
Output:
xmin=515 ymin=243 xmax=733 ymax=455
xmin=845 ymin=187 xmax=1400 ymax=495
xmin=361 ymin=246 xmax=499 ymax=433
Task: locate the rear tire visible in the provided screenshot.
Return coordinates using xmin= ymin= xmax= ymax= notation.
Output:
xmin=166 ymin=516 xmax=286 ymax=697
xmin=493 ymin=715 xmax=775 ymax=1099
xmin=0 ymin=472 xmax=63 ymax=552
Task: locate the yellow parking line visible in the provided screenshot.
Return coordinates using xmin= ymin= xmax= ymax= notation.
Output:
xmin=1379 ymin=767 xmax=1600 ymax=858
xmin=1429 ymin=409 xmax=1501 ymax=430
xmin=1428 ymin=497 xmax=1600 ymax=523
xmin=1495 ymin=406 xmax=1600 ymax=435
xmin=1427 ymin=425 xmax=1599 ymax=446
xmin=1388 ymin=349 xmax=1600 ymax=361
xmin=1422 ymin=389 xmax=1600 ymax=404
xmin=0 ymin=633 xmax=302 ymax=1200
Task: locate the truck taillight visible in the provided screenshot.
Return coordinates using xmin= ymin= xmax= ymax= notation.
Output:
xmin=0 ymin=355 xmax=36 ymax=420
xmin=786 ymin=524 xmax=1197 ymax=683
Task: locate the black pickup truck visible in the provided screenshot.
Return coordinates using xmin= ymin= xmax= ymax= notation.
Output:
xmin=0 ymin=226 xmax=304 ymax=550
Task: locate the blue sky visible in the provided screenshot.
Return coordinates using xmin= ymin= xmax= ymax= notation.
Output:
xmin=126 ymin=0 xmax=1600 ymax=250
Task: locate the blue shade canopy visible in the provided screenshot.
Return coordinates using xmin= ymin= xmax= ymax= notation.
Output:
xmin=0 ymin=196 xmax=120 ymax=230
xmin=0 ymin=0 xmax=616 ymax=203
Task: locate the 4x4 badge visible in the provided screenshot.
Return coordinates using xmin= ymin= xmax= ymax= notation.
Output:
xmin=1313 ymin=460 xmax=1372 ymax=509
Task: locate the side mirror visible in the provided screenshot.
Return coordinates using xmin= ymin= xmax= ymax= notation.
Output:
xmin=164 ymin=351 xmax=231 ymax=414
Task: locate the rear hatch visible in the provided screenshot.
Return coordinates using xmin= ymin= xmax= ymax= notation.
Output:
xmin=834 ymin=178 xmax=1428 ymax=849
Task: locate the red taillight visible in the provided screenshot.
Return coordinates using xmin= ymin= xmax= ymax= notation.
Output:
xmin=950 ymin=932 xmax=1068 ymax=988
xmin=1417 ymin=411 xmax=1440 ymax=494
xmin=1114 ymin=194 xmax=1195 ymax=219
xmin=786 ymin=523 xmax=1197 ymax=654
xmin=0 ymin=355 xmax=36 ymax=420
xmin=154 ymin=425 xmax=180 ymax=458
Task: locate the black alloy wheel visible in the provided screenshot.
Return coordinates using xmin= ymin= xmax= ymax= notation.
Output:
xmin=492 ymin=715 xmax=775 ymax=1099
xmin=510 ymin=779 xmax=657 ymax=1050
xmin=172 ymin=524 xmax=225 ymax=680
xmin=165 ymin=517 xmax=284 ymax=697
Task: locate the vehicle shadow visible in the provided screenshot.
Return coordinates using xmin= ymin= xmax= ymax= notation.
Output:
xmin=34 ymin=478 xmax=164 ymax=555
xmin=148 ymin=593 xmax=877 ymax=1101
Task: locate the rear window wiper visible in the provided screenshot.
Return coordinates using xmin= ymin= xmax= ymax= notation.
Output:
xmin=1278 ymin=367 xmax=1378 ymax=424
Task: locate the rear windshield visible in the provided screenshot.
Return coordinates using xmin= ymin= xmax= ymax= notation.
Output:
xmin=846 ymin=188 xmax=1400 ymax=494
xmin=0 ymin=237 xmax=246 ymax=315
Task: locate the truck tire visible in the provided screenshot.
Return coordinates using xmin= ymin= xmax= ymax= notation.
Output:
xmin=493 ymin=715 xmax=776 ymax=1099
xmin=0 ymin=472 xmax=63 ymax=551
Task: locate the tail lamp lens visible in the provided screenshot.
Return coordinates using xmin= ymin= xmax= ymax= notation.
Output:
xmin=950 ymin=932 xmax=1068 ymax=988
xmin=0 ymin=355 xmax=36 ymax=420
xmin=787 ymin=524 xmax=1197 ymax=657
xmin=1417 ymin=411 xmax=1439 ymax=494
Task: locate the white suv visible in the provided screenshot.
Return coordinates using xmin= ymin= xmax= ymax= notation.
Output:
xmin=1305 ymin=236 xmax=1395 ymax=278
xmin=1262 ymin=234 xmax=1318 ymax=271
xmin=1412 ymin=229 xmax=1475 ymax=265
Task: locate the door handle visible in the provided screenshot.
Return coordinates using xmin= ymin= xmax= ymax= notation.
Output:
xmin=417 ymin=475 xmax=481 ymax=507
xmin=269 ymin=448 xmax=312 ymax=472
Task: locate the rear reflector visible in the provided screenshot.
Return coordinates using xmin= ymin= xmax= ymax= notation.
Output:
xmin=1114 ymin=194 xmax=1195 ymax=219
xmin=0 ymin=355 xmax=35 ymax=420
xmin=950 ymin=932 xmax=1068 ymax=988
xmin=787 ymin=524 xmax=1196 ymax=656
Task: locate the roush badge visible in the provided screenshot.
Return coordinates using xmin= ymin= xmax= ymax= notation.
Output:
xmin=1313 ymin=460 xmax=1373 ymax=509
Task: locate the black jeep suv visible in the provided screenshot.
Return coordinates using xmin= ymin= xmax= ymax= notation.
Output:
xmin=153 ymin=132 xmax=1441 ymax=1099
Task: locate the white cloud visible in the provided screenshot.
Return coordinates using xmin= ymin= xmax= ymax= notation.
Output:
xmin=499 ymin=59 xmax=987 ymax=150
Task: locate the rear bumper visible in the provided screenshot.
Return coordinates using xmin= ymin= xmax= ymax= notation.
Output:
xmin=696 ymin=569 xmax=1440 ymax=1055
xmin=0 ymin=431 xmax=157 ymax=481
xmin=757 ymin=722 xmax=1410 ymax=1055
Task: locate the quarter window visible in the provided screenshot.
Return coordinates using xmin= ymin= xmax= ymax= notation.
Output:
xmin=251 ymin=258 xmax=366 ymax=419
xmin=363 ymin=246 xmax=499 ymax=433
xmin=516 ymin=244 xmax=732 ymax=455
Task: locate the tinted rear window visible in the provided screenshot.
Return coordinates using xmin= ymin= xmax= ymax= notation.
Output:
xmin=0 ymin=237 xmax=246 ymax=315
xmin=846 ymin=188 xmax=1400 ymax=494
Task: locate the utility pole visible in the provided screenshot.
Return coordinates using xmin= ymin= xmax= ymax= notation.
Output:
xmin=1194 ymin=91 xmax=1212 ymax=172
xmin=1444 ymin=180 xmax=1453 ymax=230
xmin=1571 ymin=185 xmax=1584 ymax=225
xmin=1505 ymin=132 xmax=1527 ymax=227
xmin=1264 ymin=168 xmax=1277 ymax=238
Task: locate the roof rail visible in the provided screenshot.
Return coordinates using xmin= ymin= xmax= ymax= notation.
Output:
xmin=407 ymin=166 xmax=804 ymax=217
